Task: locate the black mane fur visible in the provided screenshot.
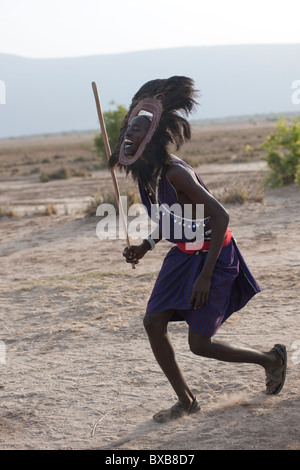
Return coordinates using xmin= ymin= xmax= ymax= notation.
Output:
xmin=108 ymin=76 xmax=199 ymax=186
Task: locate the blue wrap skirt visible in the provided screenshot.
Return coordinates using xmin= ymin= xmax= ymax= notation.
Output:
xmin=146 ymin=237 xmax=260 ymax=337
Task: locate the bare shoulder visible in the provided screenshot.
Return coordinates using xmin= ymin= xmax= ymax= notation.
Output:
xmin=166 ymin=157 xmax=228 ymax=218
xmin=166 ymin=158 xmax=199 ymax=190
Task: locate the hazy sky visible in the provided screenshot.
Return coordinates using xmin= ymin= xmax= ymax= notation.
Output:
xmin=1 ymin=0 xmax=300 ymax=58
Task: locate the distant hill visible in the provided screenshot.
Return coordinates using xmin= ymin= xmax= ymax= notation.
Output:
xmin=0 ymin=44 xmax=300 ymax=138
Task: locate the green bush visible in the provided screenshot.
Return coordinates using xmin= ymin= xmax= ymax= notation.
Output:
xmin=94 ymin=102 xmax=128 ymax=166
xmin=262 ymin=118 xmax=300 ymax=187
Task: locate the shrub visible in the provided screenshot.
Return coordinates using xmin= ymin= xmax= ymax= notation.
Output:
xmin=40 ymin=165 xmax=71 ymax=182
xmin=262 ymin=118 xmax=300 ymax=187
xmin=85 ymin=188 xmax=140 ymax=216
xmin=44 ymin=203 xmax=57 ymax=216
xmin=0 ymin=204 xmax=17 ymax=217
xmin=94 ymin=102 xmax=128 ymax=166
xmin=218 ymin=181 xmax=264 ymax=204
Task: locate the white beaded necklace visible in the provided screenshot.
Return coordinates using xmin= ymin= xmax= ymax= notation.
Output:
xmin=146 ymin=172 xmax=210 ymax=231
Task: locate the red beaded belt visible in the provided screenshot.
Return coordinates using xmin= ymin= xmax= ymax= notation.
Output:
xmin=177 ymin=228 xmax=232 ymax=254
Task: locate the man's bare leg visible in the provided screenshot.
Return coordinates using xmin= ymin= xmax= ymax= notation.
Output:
xmin=188 ymin=329 xmax=285 ymax=394
xmin=143 ymin=312 xmax=286 ymax=422
xmin=143 ymin=310 xmax=198 ymax=421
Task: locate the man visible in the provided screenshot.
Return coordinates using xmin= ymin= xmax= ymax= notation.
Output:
xmin=109 ymin=76 xmax=287 ymax=423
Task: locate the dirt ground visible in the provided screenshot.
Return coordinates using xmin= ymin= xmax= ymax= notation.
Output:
xmin=0 ymin=122 xmax=299 ymax=450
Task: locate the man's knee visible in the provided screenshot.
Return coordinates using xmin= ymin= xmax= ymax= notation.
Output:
xmin=189 ymin=335 xmax=213 ymax=357
xmin=143 ymin=314 xmax=152 ymax=332
xmin=143 ymin=312 xmax=169 ymax=336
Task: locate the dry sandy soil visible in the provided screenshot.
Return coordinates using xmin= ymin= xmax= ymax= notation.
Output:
xmin=0 ymin=122 xmax=299 ymax=450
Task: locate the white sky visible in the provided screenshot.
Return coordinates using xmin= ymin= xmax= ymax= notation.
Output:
xmin=1 ymin=0 xmax=300 ymax=58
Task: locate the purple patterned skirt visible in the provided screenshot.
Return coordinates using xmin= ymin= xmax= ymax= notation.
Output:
xmin=139 ymin=159 xmax=261 ymax=337
xmin=146 ymin=238 xmax=260 ymax=337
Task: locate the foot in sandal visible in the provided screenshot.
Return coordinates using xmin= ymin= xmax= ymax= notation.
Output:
xmin=153 ymin=398 xmax=200 ymax=423
xmin=265 ymin=344 xmax=287 ymax=395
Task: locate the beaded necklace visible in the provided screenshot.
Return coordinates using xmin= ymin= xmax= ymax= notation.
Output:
xmin=146 ymin=172 xmax=211 ymax=232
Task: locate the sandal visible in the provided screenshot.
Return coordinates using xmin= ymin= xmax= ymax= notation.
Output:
xmin=266 ymin=344 xmax=287 ymax=395
xmin=153 ymin=397 xmax=200 ymax=423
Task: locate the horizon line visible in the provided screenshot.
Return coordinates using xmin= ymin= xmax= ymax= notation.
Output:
xmin=1 ymin=110 xmax=299 ymax=141
xmin=1 ymin=42 xmax=300 ymax=61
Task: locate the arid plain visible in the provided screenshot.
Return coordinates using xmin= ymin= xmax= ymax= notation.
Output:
xmin=0 ymin=119 xmax=299 ymax=450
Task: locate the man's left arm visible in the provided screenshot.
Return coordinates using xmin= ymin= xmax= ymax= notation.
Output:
xmin=167 ymin=164 xmax=229 ymax=308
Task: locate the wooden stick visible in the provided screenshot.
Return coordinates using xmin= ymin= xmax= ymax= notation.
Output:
xmin=91 ymin=409 xmax=114 ymax=437
xmin=91 ymin=82 xmax=135 ymax=269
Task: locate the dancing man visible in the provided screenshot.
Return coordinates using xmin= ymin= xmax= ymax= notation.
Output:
xmin=109 ymin=76 xmax=287 ymax=423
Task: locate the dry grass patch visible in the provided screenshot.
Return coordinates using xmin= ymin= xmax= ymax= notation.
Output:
xmin=217 ymin=180 xmax=265 ymax=204
xmin=0 ymin=204 xmax=18 ymax=217
xmin=85 ymin=188 xmax=140 ymax=216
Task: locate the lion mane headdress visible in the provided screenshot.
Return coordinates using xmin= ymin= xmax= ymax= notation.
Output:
xmin=109 ymin=76 xmax=199 ymax=185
